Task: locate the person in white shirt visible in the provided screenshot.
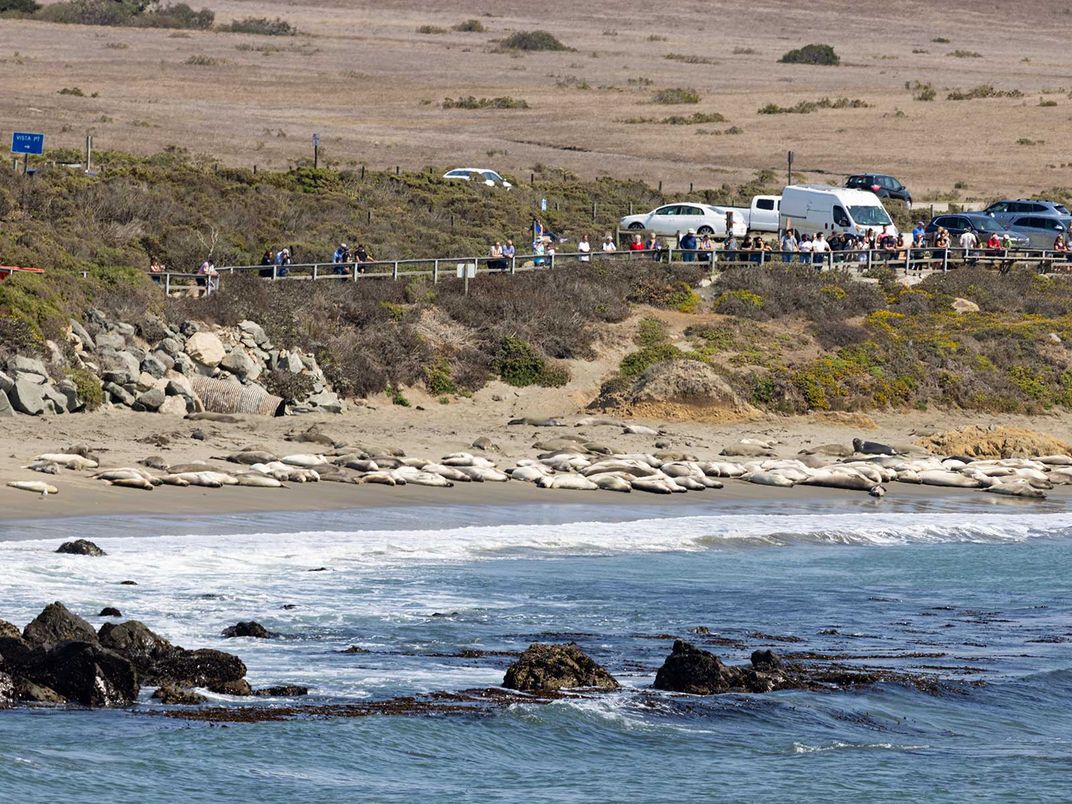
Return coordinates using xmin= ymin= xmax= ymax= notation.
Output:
xmin=959 ymin=230 xmax=978 ymax=250
xmin=601 ymin=234 xmax=616 ymax=253
xmin=798 ymin=234 xmax=813 ymax=264
xmin=578 ymin=235 xmax=591 ymax=262
xmin=810 ymin=232 xmax=830 ymax=270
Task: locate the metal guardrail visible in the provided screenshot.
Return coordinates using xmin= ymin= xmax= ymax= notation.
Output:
xmin=129 ymin=245 xmax=1072 ymax=295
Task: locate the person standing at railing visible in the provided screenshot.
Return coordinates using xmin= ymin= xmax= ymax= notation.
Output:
xmin=488 ymin=241 xmax=507 ymax=271
xmin=149 ymin=257 xmax=164 ymax=284
xmin=911 ymin=220 xmax=926 ymax=245
xmin=958 ymin=229 xmax=979 ymax=266
xmin=679 ymin=228 xmax=697 ymax=262
xmin=354 ymin=243 xmax=372 ymax=273
xmin=577 ymin=235 xmax=591 ymax=262
xmin=502 ymin=240 xmax=516 ymax=264
xmin=644 ymin=232 xmax=661 ymax=261
xmin=811 ymin=232 xmax=830 ymax=270
xmin=259 ymin=248 xmax=275 ymax=278
xmin=601 ymin=233 xmax=617 ymax=253
xmin=197 ymin=258 xmax=218 ymax=293
xmin=698 ymin=233 xmax=715 ymax=265
xmin=724 ymin=232 xmax=738 ymax=265
xmin=629 ymin=234 xmax=645 ymax=254
xmin=275 ymin=247 xmax=291 ymax=277
xmin=780 ymin=228 xmax=798 ymax=263
xmin=333 ymin=243 xmax=350 ymax=276
xmin=798 ymin=233 xmax=813 ymax=265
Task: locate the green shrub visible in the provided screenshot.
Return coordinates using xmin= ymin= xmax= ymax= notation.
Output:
xmin=496 ymin=335 xmax=567 ymax=386
xmin=37 ymin=1 xmax=212 ymax=29
xmin=58 ymin=86 xmax=85 ymax=96
xmin=0 ymin=0 xmax=39 ymax=12
xmin=779 ymin=44 xmax=839 ymax=65
xmin=664 ymin=53 xmax=716 ymax=65
xmin=947 ymin=49 xmax=981 ymax=58
xmin=759 ymin=97 xmax=869 ymax=114
xmin=263 ymin=369 xmax=315 ymax=402
xmin=500 ymin=30 xmax=567 ymax=51
xmin=184 ymin=54 xmax=223 ymax=66
xmin=67 ymin=368 xmax=103 ymax=410
xmin=441 ymin=96 xmax=529 ymax=109
xmin=423 ymin=359 xmax=456 ymax=395
xmin=635 ymin=316 xmax=668 ymax=348
xmin=224 ymin=17 xmax=296 ymax=35
xmin=620 ymin=343 xmax=690 ymax=377
xmin=453 ymin=19 xmax=484 ymax=32
xmin=652 ymin=87 xmax=700 ymax=104
xmin=388 ymin=386 xmax=411 ymax=406
xmin=946 ymin=85 xmax=1022 ymax=100
xmin=417 ymin=24 xmax=446 ymax=34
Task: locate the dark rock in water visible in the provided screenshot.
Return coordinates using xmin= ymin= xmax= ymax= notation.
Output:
xmin=155 ymin=649 xmax=247 ymax=688
xmin=503 ymin=642 xmax=619 ymax=692
xmin=98 ymin=620 xmax=175 ymax=677
xmin=0 ymin=671 xmax=14 ymax=705
xmin=56 ymin=539 xmax=106 ymax=557
xmin=253 ymin=685 xmax=308 ymax=697
xmin=339 ymin=645 xmax=369 ymax=654
xmin=207 ymin=678 xmax=253 ymax=696
xmin=22 ymin=602 xmax=98 ymax=648
xmin=280 ymin=604 xmax=298 ymax=610
xmin=14 ymin=678 xmax=64 ymax=704
xmin=0 ymin=620 xmax=20 ymax=640
xmin=152 ymin=685 xmax=208 ymax=706
xmin=689 ymin=626 xmax=711 ymax=635
xmin=654 ymin=640 xmax=736 ymax=695
xmin=221 ymin=621 xmax=271 ymax=639
xmin=119 ymin=580 xmax=139 ymax=586
xmin=27 ymin=641 xmax=138 ymax=707
xmin=99 ymin=607 xmax=122 ymax=618
xmin=750 ymin=649 xmax=784 ymax=672
xmin=0 ymin=636 xmax=33 ymax=671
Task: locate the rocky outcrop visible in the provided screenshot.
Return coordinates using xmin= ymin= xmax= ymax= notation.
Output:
xmin=56 ymin=539 xmax=106 ymax=557
xmin=594 ymin=360 xmax=757 ymax=422
xmin=1 ymin=311 xmax=344 ymax=418
xmin=0 ymin=605 xmax=254 ymax=708
xmin=502 ymin=643 xmax=619 ymax=692
xmin=152 ymin=684 xmax=208 ymax=705
xmin=652 ymin=640 xmax=790 ymax=694
xmin=919 ymin=425 xmax=1072 ymax=459
xmin=22 ymin=602 xmax=98 ymax=648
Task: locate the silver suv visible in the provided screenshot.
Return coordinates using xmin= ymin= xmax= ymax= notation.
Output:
xmin=984 ymin=199 xmax=1071 ymax=227
xmin=1004 ymin=214 xmax=1067 ymax=249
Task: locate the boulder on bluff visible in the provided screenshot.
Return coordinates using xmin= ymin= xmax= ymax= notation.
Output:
xmin=22 ymin=602 xmax=98 ymax=648
xmin=502 ymin=642 xmax=619 ymax=692
xmin=184 ymin=332 xmax=226 ymax=368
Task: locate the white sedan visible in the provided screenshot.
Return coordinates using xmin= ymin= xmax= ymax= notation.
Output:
xmin=619 ymin=202 xmax=748 ymax=238
xmin=443 ymin=168 xmax=512 ymax=188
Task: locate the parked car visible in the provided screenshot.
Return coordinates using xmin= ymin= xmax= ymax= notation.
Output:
xmin=720 ymin=195 xmax=781 ymax=233
xmin=442 ymin=168 xmax=512 ymax=188
xmin=846 ymin=173 xmax=912 ymax=207
xmin=1003 ymin=214 xmax=1068 ymax=249
xmin=618 ymin=202 xmax=748 ymax=238
xmin=779 ymin=185 xmax=899 ymax=238
xmin=924 ymin=213 xmax=1029 ymax=248
xmin=982 ymin=199 xmax=1070 ymax=227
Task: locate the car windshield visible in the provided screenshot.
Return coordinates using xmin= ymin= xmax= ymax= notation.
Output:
xmin=972 ymin=217 xmax=1005 ymax=233
xmin=847 ymin=205 xmax=892 ymax=226
xmin=481 ymin=171 xmax=503 ymax=181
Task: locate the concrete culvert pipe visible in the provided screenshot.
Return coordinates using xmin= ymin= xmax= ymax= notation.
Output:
xmin=190 ymin=376 xmax=286 ymax=416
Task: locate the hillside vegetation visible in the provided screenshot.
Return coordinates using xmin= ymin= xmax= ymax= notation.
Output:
xmin=3 ymin=150 xmax=1072 ymax=414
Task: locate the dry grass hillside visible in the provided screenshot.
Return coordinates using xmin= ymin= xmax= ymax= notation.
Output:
xmin=2 ymin=0 xmax=1072 ymax=200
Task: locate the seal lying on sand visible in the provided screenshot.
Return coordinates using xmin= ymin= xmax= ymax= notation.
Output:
xmin=852 ymin=438 xmax=898 ymax=456
xmin=7 ymin=480 xmax=58 ymax=496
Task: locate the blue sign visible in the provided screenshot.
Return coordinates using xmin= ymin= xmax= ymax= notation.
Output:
xmin=11 ymin=132 xmax=45 ymax=155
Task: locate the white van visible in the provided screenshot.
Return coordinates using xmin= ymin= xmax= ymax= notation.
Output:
xmin=779 ymin=185 xmax=897 ymax=238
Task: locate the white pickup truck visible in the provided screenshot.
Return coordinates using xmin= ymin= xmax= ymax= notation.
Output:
xmin=723 ymin=195 xmax=781 ymax=234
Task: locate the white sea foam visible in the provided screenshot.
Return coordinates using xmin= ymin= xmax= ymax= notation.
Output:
xmin=792 ymin=741 xmax=930 ymax=754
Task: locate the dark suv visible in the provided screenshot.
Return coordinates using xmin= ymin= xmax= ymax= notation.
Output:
xmin=924 ymin=212 xmax=1029 ymax=248
xmin=846 ymin=174 xmax=912 ymax=206
xmin=982 ymin=199 xmax=1071 ymax=227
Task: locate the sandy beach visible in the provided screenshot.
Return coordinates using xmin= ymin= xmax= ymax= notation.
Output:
xmin=3 ymin=384 xmax=1070 ymax=525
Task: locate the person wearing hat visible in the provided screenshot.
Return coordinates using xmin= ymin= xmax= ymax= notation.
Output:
xmin=333 ymin=242 xmax=350 ymax=275
xmin=911 ymin=219 xmax=926 ymax=245
xmin=679 ymin=228 xmax=698 ymax=262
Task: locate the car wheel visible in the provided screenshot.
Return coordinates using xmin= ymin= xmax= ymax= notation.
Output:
xmin=697 ymin=226 xmax=714 ymax=235
xmin=628 ymin=222 xmax=645 ymax=230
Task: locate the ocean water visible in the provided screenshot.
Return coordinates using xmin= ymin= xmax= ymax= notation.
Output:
xmin=1 ymin=500 xmax=1070 ymax=803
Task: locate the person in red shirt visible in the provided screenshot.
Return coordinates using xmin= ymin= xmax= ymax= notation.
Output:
xmin=629 ymin=234 xmax=645 ymax=252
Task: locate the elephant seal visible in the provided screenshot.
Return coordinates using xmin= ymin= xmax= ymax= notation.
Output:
xmin=586 ymin=473 xmax=633 ymax=493
xmin=630 ymin=477 xmax=677 ymax=494
xmin=7 ymin=480 xmax=58 ymax=496
xmin=235 ymin=473 xmax=285 ymax=488
xmin=109 ymin=477 xmax=155 ymax=491
xmin=743 ymin=471 xmax=796 ymax=488
xmin=985 ymin=481 xmax=1046 ymax=499
xmin=623 ymin=424 xmax=661 ymax=436
xmin=508 ymin=466 xmax=551 ymax=483
xmin=852 ymin=438 xmax=898 ymax=456
xmin=537 ymin=474 xmax=599 ymax=491
xmin=35 ymin=453 xmax=98 ymax=470
xmin=25 ymin=460 xmax=60 ymax=475
xmin=508 ymin=417 xmax=566 ymax=427
xmin=917 ymin=470 xmax=983 ymax=488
